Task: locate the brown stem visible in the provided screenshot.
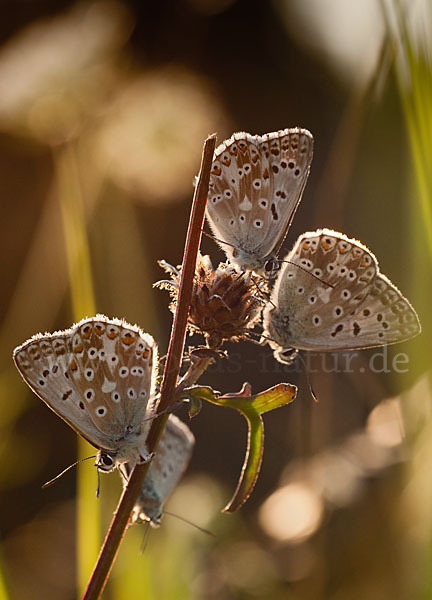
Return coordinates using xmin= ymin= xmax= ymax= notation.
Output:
xmin=82 ymin=133 xmax=216 ymax=600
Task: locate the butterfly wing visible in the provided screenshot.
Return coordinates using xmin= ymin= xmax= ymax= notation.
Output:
xmin=263 ymin=229 xmax=421 ymax=352
xmin=126 ymin=415 xmax=195 ymax=526
xmin=206 ymin=129 xmax=314 ymax=271
xmin=13 ymin=315 xmax=157 ymax=452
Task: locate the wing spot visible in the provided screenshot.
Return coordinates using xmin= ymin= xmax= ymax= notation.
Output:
xmin=312 ymin=315 xmax=321 ymax=326
xmin=85 ymin=389 xmax=95 ymax=402
xmin=254 ymin=219 xmax=263 ymax=228
xmin=353 ymin=322 xmax=361 ymax=336
xmin=62 ymin=389 xmax=72 ymax=401
xmin=271 ymin=203 xmax=278 ymax=220
xmin=331 ymin=324 xmax=344 ymax=337
xmin=333 ymin=306 xmax=343 ymax=317
xmin=111 ymin=391 xmax=121 ymax=403
xmin=88 ymin=347 xmax=98 ymax=359
xmin=84 ymin=368 xmax=94 ymax=382
xmin=131 ymin=366 xmax=144 ymax=376
xmin=119 ymin=366 xmax=129 ymax=378
xmin=96 ymin=406 xmax=107 ymax=417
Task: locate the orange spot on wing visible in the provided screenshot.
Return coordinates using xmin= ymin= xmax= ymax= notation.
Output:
xmin=321 ymin=240 xmax=331 ymax=250
xmin=142 ymin=348 xmax=150 ymax=359
xmin=211 ymin=166 xmax=221 ymax=176
xmin=121 ymin=333 xmax=135 ymax=345
xmin=360 ymin=256 xmax=369 ymax=268
xmin=221 ymin=158 xmax=231 ymax=167
xmin=263 ymin=168 xmax=269 ymax=180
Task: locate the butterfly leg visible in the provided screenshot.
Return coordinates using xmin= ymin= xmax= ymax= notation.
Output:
xmin=273 ymin=347 xmax=299 ymax=365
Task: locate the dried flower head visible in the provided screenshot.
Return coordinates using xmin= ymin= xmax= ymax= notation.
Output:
xmin=156 ymin=255 xmax=263 ymax=349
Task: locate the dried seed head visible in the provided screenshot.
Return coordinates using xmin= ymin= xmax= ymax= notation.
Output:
xmin=157 ymin=255 xmax=263 ymax=349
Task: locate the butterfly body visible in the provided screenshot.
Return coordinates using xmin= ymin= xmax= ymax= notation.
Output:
xmin=263 ymin=229 xmax=421 ymax=357
xmin=13 ymin=315 xmax=158 ymax=471
xmin=206 ymin=128 xmax=314 ymax=276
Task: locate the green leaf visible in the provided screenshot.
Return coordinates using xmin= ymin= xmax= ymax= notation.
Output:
xmin=188 ymin=396 xmax=203 ymax=418
xmin=189 ymin=381 xmax=297 ymax=512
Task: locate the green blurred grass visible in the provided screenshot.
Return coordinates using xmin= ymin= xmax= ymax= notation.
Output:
xmin=55 ymin=142 xmax=100 ymax=595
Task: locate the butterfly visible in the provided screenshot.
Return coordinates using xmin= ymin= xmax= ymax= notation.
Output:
xmin=262 ymin=229 xmax=421 ymax=361
xmin=13 ymin=315 xmax=158 ymax=472
xmin=206 ymin=128 xmax=314 ymax=277
xmin=121 ymin=415 xmax=195 ymax=527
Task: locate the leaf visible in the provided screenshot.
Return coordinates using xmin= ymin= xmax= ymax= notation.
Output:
xmin=188 ymin=396 xmax=202 ymax=418
xmin=189 ymin=381 xmax=297 ymax=512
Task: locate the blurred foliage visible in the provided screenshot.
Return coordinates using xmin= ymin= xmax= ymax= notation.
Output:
xmin=0 ymin=0 xmax=431 ymax=599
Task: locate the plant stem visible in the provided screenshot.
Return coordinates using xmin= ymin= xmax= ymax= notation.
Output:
xmin=81 ymin=133 xmax=216 ymax=600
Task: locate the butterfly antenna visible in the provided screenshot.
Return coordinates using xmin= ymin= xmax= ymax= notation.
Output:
xmin=163 ymin=510 xmax=216 ymax=537
xmin=96 ymin=467 xmax=101 ymax=498
xmin=279 ymin=260 xmax=335 ymax=288
xmin=141 ymin=402 xmax=183 ymax=424
xmin=297 ymin=353 xmax=319 ymax=403
xmin=201 ymin=229 xmax=237 ymax=250
xmin=42 ymin=454 xmax=97 ymax=488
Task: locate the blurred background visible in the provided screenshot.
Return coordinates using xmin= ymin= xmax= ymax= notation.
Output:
xmin=0 ymin=0 xmax=431 ymax=598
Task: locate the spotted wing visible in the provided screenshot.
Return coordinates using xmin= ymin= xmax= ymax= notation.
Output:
xmin=126 ymin=415 xmax=195 ymax=525
xmin=13 ymin=315 xmax=157 ymax=451
xmin=263 ymin=229 xmax=421 ymax=352
xmin=206 ymin=129 xmax=314 ymax=269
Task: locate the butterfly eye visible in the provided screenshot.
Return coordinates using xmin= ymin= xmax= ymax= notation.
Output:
xmin=97 ymin=453 xmax=115 ymax=472
xmin=264 ymin=257 xmax=279 ymax=276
